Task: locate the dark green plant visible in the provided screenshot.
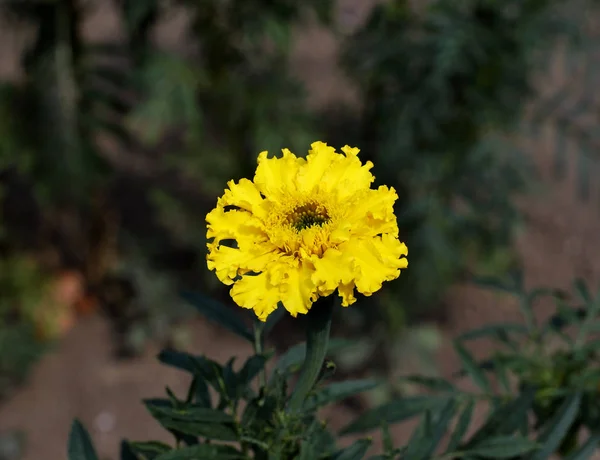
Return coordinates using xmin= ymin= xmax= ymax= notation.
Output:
xmin=67 ymin=274 xmax=600 ymax=459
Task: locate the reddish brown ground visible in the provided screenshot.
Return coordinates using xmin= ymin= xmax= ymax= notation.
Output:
xmin=1 ymin=1 xmax=600 ymax=459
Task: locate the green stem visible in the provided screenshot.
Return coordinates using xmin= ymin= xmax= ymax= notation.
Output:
xmin=286 ymin=296 xmax=334 ymax=413
xmin=253 ymin=320 xmax=267 ymax=388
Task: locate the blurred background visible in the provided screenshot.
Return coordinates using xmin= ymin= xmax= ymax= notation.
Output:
xmin=0 ymin=0 xmax=600 ymax=458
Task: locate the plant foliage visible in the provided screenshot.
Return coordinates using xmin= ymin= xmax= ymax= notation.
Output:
xmin=68 ymin=276 xmax=600 ymax=459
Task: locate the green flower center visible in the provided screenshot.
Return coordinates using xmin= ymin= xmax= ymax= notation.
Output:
xmin=288 ymin=202 xmax=330 ymax=231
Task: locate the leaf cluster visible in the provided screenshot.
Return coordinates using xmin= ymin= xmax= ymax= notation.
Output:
xmin=68 ymin=278 xmax=600 ymax=459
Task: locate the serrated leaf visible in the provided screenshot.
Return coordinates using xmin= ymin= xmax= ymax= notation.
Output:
xmin=154 ymin=444 xmax=244 ymax=460
xmin=181 ymin=291 xmax=253 ymax=342
xmin=67 ymin=420 xmax=99 ymax=460
xmin=453 ymin=341 xmax=491 ymax=393
xmin=339 ymin=395 xmax=452 ymax=435
xmin=128 ymin=441 xmax=172 ymax=459
xmin=305 ymin=379 xmax=380 ymax=410
xmin=527 ymin=392 xmax=582 ymax=460
xmin=446 ymin=399 xmax=475 ymax=452
xmin=331 ymin=439 xmax=372 ymax=460
xmin=466 ymin=435 xmax=539 ymax=458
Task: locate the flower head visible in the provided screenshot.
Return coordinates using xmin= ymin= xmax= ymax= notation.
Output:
xmin=206 ymin=141 xmax=408 ymax=321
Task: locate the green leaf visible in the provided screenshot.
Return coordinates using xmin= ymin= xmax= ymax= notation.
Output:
xmin=67 ymin=420 xmax=99 ymax=460
xmin=143 ymin=399 xmax=237 ymax=441
xmin=181 ymin=291 xmax=253 ymax=342
xmin=403 ymin=410 xmax=432 ymax=460
xmin=493 ymin=356 xmax=511 ymax=393
xmin=331 ymin=439 xmax=372 ymax=460
xmin=157 ymin=349 xmax=199 ymax=373
xmin=527 ymin=392 xmax=582 ymax=460
xmin=128 ymin=441 xmax=172 ymax=459
xmin=186 ymin=376 xmax=211 ymax=407
xmin=155 ymin=418 xmax=237 ymax=442
xmin=287 ymin=297 xmax=334 ymax=413
xmin=339 ymin=395 xmax=452 ymax=435
xmin=154 ymin=444 xmax=244 ymax=460
xmin=237 ymin=354 xmax=268 ymax=386
xmin=144 ymin=399 xmax=234 ymax=423
xmin=453 ymin=340 xmax=491 ymax=393
xmin=468 ymin=388 xmax=536 ymax=446
xmin=157 ymin=350 xmax=225 ymax=401
xmin=398 ymin=375 xmax=456 ymax=392
xmin=465 ymin=436 xmax=539 ymax=458
xmin=305 ymin=379 xmax=380 ymax=410
xmin=222 ymin=357 xmax=238 ymax=400
xmin=446 ymin=399 xmax=475 ymax=452
xmin=273 ymin=338 xmax=354 ymax=377
xmin=408 ymin=399 xmax=457 ymax=460
xmin=563 ymin=433 xmax=600 ymax=460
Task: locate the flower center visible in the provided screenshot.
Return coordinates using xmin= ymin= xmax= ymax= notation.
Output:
xmin=287 ymin=201 xmax=330 ymax=231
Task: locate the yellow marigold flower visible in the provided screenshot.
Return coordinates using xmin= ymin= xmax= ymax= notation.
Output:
xmin=206 ymin=141 xmax=408 ymax=321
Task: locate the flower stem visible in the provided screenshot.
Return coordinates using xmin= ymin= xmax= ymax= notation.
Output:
xmin=286 ymin=296 xmax=334 ymax=413
xmin=253 ymin=320 xmax=267 ymax=388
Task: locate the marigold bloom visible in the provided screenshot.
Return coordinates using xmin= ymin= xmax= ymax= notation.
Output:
xmin=206 ymin=141 xmax=408 ymax=321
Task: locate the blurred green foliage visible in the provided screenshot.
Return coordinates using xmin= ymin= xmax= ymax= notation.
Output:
xmin=336 ymin=0 xmax=583 ymax=332
xmin=0 ymin=0 xmax=593 ymax=383
xmin=0 ymin=256 xmax=51 ymax=400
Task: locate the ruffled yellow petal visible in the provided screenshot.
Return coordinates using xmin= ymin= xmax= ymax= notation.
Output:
xmin=219 ymin=178 xmax=267 ymax=219
xmin=338 ymin=282 xmax=357 ymax=307
xmin=206 ymin=208 xmax=279 ymax=284
xmin=319 ymin=144 xmax=375 ymax=200
xmin=311 ymin=248 xmax=355 ymax=293
xmin=277 ymin=260 xmax=318 ymax=317
xmin=206 ymin=208 xmax=266 ymax=248
xmin=343 ymin=186 xmax=400 ymax=238
xmin=296 ymin=141 xmax=339 ymax=194
xmin=253 ymin=148 xmax=304 ymax=201
xmin=230 ymin=272 xmax=281 ymax=321
xmin=340 ymin=235 xmax=408 ymax=295
xmin=207 ymin=243 xmax=280 ymax=285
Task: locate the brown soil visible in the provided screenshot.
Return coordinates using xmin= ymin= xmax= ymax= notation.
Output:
xmin=2 ymin=1 xmax=600 ymax=459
